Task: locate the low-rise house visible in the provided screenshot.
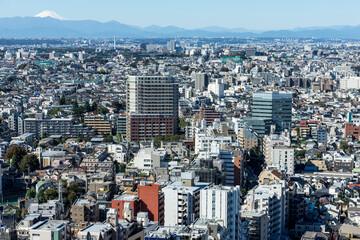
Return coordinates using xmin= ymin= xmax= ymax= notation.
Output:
xmin=16 ymin=214 xmax=41 ymax=240
xmin=28 ymin=220 xmax=70 ymax=240
xmin=28 ymin=200 xmax=62 ymax=220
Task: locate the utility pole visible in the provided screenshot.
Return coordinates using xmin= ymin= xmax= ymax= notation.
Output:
xmin=58 ymin=179 xmax=64 ymax=215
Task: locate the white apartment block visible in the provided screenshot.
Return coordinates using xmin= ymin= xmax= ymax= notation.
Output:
xmin=162 ymin=185 xmax=200 ymax=226
xmin=195 ymin=133 xmax=232 ymax=154
xmin=340 ymin=77 xmax=360 ymax=90
xmin=132 ymin=147 xmax=168 ymax=172
xmin=207 ymin=79 xmax=224 ymax=98
xmin=107 ymin=144 xmax=127 ymax=163
xmin=243 ymin=181 xmax=286 ymax=240
xmin=270 ymin=146 xmax=294 ymax=176
xmin=263 ymin=133 xmax=291 ymax=166
xmin=200 ymin=185 xmax=242 ymax=240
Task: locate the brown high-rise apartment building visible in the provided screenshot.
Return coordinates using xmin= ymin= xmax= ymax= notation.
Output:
xmin=126 ymin=76 xmax=179 ymax=142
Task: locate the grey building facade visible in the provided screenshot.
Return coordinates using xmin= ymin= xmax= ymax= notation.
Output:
xmin=194 ymin=73 xmax=209 ymax=91
xmin=24 ymin=113 xmax=94 ymax=138
xmin=252 ymin=91 xmax=292 ymax=134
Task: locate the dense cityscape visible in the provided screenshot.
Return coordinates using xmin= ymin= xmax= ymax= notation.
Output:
xmin=2 ymin=17 xmax=360 ymax=240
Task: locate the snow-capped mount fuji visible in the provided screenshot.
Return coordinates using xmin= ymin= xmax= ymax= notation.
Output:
xmin=35 ymin=10 xmax=66 ymax=20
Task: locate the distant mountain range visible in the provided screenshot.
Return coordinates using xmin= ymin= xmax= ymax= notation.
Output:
xmin=1 ymin=14 xmax=360 ymax=38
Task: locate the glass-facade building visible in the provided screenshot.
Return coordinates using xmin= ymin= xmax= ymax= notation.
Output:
xmin=251 ymin=91 xmax=292 ymax=134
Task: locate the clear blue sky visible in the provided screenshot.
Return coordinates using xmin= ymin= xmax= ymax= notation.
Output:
xmin=0 ymin=0 xmax=359 ymax=30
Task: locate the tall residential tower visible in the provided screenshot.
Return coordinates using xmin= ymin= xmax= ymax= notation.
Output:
xmin=126 ymin=76 xmax=179 ymax=142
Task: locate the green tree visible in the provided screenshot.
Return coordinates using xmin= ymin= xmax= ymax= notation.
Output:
xmin=25 ymin=187 xmax=36 ymax=198
xmin=84 ymin=101 xmax=91 ymax=112
xmin=111 ymin=101 xmax=121 ymax=110
xmin=103 ymin=134 xmax=114 ymax=143
xmin=59 ymin=95 xmax=66 ymax=105
xmin=69 ymin=181 xmax=84 ymax=196
xmin=69 ymin=181 xmax=79 ymax=192
xmin=77 ymin=134 xmax=83 ymax=142
xmin=48 ymin=108 xmax=62 ymax=117
xmin=179 ymin=118 xmax=190 ymax=128
xmin=241 ymin=188 xmax=247 ymax=197
xmin=340 ymin=141 xmax=349 ymax=150
xmin=41 ymin=132 xmax=47 ymax=139
xmin=98 ymin=107 xmax=109 ymax=115
xmin=314 ymin=151 xmax=323 ymax=159
xmin=72 ymin=101 xmax=83 ymax=117
xmin=37 ymin=189 xmax=46 ymax=203
xmin=68 ymin=191 xmax=77 ymax=203
xmin=295 ymin=150 xmax=306 ymax=159
xmin=111 ymin=101 xmax=125 ymax=111
xmin=91 ymin=102 xmax=98 ymax=112
xmin=5 ymin=145 xmax=27 ymax=169
xmin=153 ymin=135 xmax=164 ymax=147
xmin=44 ymin=188 xmax=58 ymax=201
xmin=19 ymin=154 xmax=40 ymax=173
xmin=250 ymin=146 xmax=261 ymax=157
xmin=119 ymin=163 xmax=126 ymax=173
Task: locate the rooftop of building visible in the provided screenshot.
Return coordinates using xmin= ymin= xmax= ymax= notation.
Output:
xmin=79 ymin=223 xmax=112 ymax=233
xmin=73 ymin=198 xmax=97 ymax=206
xmin=30 ymin=220 xmax=68 ymax=231
xmin=113 ymin=192 xmax=139 ymax=201
xmin=339 ymin=224 xmax=360 ymax=235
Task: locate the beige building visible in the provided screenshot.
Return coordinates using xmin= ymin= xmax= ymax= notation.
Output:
xmin=80 ymin=150 xmax=114 ymax=175
xmin=84 ymin=114 xmax=111 ymax=135
xmin=238 ymin=127 xmax=258 ymax=150
xmin=71 ymin=199 xmax=99 ymax=224
xmin=258 ymin=170 xmax=285 ymax=185
xmin=309 ymin=159 xmax=328 ymax=171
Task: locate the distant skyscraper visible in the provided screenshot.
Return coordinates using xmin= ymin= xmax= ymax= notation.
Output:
xmin=126 ymin=76 xmax=179 ymax=142
xmin=167 ymin=40 xmax=176 ymax=52
xmin=252 ymin=91 xmax=292 ymax=133
xmin=193 ymin=73 xmax=209 ymax=91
